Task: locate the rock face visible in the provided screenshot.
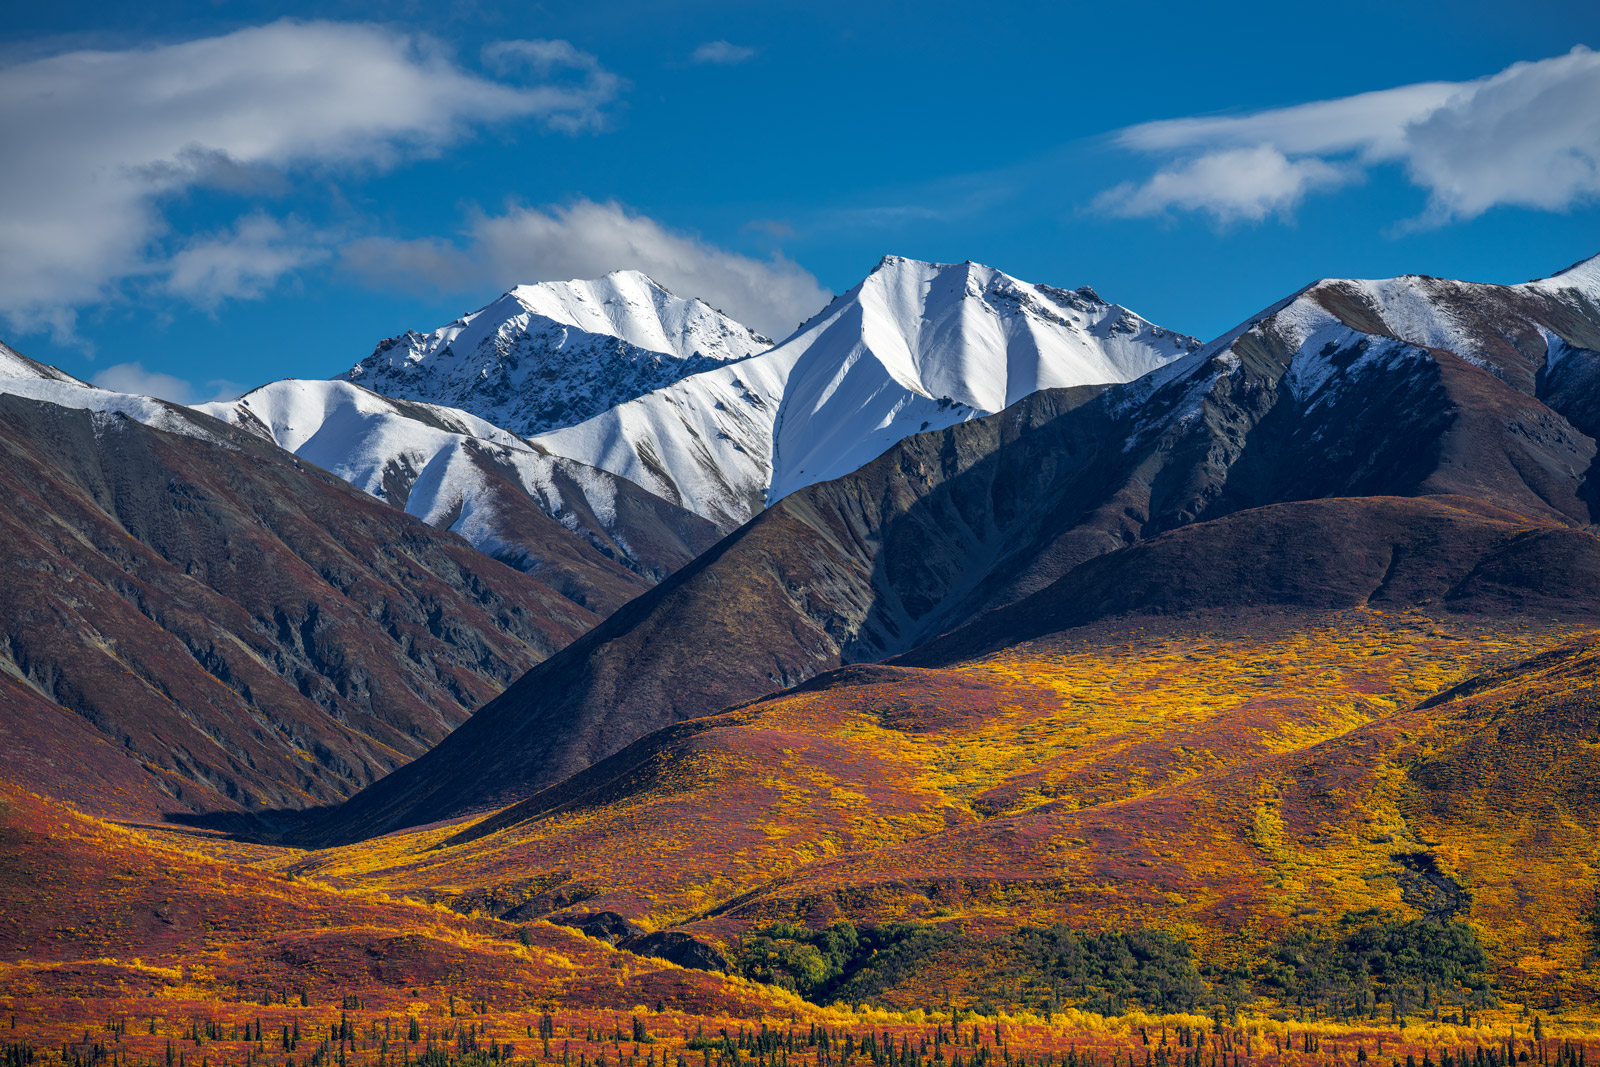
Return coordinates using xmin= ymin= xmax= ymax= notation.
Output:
xmin=340 ymin=271 xmax=772 ymax=438
xmin=308 ymin=254 xmax=1600 ymax=844
xmin=531 ymin=257 xmax=1200 ymax=527
xmin=199 ymin=379 xmax=723 ymax=618
xmin=615 ymin=932 xmax=728 ymax=972
xmin=0 ymin=367 xmax=603 ymax=823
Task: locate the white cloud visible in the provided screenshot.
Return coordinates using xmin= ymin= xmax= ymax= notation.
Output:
xmin=1100 ymin=46 xmax=1600 ymax=226
xmin=1404 ymin=49 xmax=1600 ymax=222
xmin=479 ymin=39 xmax=626 ymax=132
xmin=1116 ymin=82 xmax=1460 ymax=160
xmin=0 ymin=20 xmax=624 ymax=339
xmin=165 ymin=215 xmax=328 ymax=308
xmin=690 ymin=41 xmax=757 ymax=65
xmin=343 ymin=199 xmax=831 ymax=339
xmin=1096 ymin=146 xmax=1355 ymax=223
xmin=92 ymin=362 xmax=199 ymax=403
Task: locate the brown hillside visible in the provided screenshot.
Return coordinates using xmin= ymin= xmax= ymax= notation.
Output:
xmin=0 ymin=395 xmax=598 ymax=823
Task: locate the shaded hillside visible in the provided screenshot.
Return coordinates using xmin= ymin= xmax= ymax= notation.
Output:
xmin=0 ymin=392 xmax=601 ymax=822
xmin=902 ymin=495 xmax=1600 ymax=666
xmin=312 ymin=257 xmax=1600 ymax=843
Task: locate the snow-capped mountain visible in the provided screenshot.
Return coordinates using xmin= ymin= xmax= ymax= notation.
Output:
xmin=530 ymin=256 xmax=1201 ymax=527
xmin=0 ymin=340 xmax=72 ymax=381
xmin=196 ymin=381 xmax=721 ymax=611
xmin=340 ymin=271 xmax=773 ymax=437
xmin=198 ymin=379 xmax=527 ymax=503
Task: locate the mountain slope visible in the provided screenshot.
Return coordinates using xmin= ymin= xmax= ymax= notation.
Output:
xmin=530 ymin=257 xmax=1200 ymax=527
xmin=291 ymin=530 xmax=1596 ymax=931
xmin=672 ymin=618 xmax=1600 ymax=1008
xmin=0 ymin=357 xmax=602 ymax=823
xmin=310 ymin=253 xmax=1600 ymax=844
xmin=199 ymin=380 xmax=722 ymax=615
xmin=0 ymin=340 xmax=235 ymax=440
xmin=295 ymin=590 xmax=1600 ymax=1006
xmin=341 ymin=271 xmax=771 ymax=437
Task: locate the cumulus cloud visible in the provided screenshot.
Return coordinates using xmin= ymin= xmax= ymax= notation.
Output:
xmin=1405 ymin=49 xmax=1600 ymax=222
xmin=90 ymin=362 xmax=244 ymax=403
xmin=0 ymin=20 xmax=624 ymax=339
xmin=1099 ymin=46 xmax=1600 ymax=226
xmin=342 ymin=199 xmax=830 ymax=339
xmin=690 ymin=41 xmax=757 ymax=65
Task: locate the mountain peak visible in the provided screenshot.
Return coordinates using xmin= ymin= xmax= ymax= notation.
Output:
xmin=340 ymin=273 xmax=773 ymax=437
xmin=504 ymin=270 xmax=772 ymax=356
xmin=866 ymin=254 xmax=996 ymax=286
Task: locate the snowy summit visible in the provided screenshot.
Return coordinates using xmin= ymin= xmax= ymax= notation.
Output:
xmin=341 ymin=270 xmax=772 ymax=437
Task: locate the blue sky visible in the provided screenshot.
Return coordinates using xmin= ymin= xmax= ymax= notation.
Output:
xmin=3 ymin=0 xmax=1599 ymax=402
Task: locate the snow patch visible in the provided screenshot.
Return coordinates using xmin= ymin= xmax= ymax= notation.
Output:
xmin=1524 ymin=253 xmax=1600 ymax=299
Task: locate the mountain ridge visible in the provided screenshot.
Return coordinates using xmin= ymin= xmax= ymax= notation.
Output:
xmin=198 ymin=379 xmax=722 ymax=616
xmin=529 ymin=256 xmax=1200 ymax=527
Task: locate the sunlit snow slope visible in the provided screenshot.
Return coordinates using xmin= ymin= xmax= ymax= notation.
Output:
xmin=197 ymin=381 xmax=721 ymax=605
xmin=531 ymin=257 xmax=1201 ymax=527
xmin=340 ymin=271 xmax=772 ymax=437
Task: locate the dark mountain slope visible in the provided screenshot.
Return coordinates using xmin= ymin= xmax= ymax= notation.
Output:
xmin=902 ymin=495 xmax=1600 ymax=666
xmin=0 ymin=391 xmax=599 ymax=822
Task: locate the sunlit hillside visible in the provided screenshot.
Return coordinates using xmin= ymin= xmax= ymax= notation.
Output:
xmin=248 ymin=610 xmax=1599 ymax=1012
